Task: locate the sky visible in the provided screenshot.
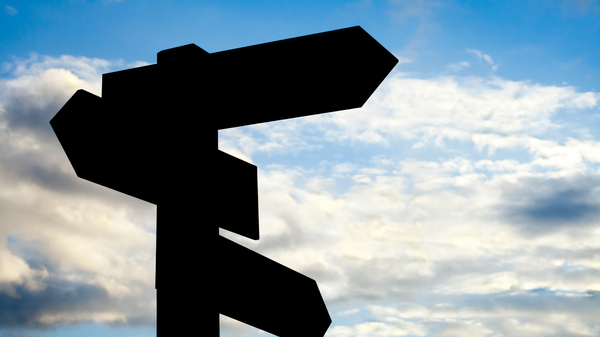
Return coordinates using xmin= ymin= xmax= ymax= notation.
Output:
xmin=1 ymin=0 xmax=600 ymax=336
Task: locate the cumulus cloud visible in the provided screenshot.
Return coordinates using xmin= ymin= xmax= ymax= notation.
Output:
xmin=4 ymin=51 xmax=600 ymax=337
xmin=0 ymin=247 xmax=48 ymax=298
xmin=217 ymin=60 xmax=600 ymax=336
xmin=219 ymin=72 xmax=600 ymax=157
xmin=0 ymin=55 xmax=157 ymax=330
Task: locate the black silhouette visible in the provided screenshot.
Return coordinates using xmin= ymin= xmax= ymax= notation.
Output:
xmin=50 ymin=26 xmax=397 ymax=336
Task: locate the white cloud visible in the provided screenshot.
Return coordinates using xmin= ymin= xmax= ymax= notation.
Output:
xmin=363 ymin=300 xmax=600 ymax=337
xmin=434 ymin=271 xmax=520 ymax=294
xmin=323 ymin=73 xmax=598 ymax=147
xmin=219 ymin=72 xmax=599 ymax=158
xmin=4 ymin=52 xmax=600 ymax=336
xmin=0 ymin=54 xmax=157 ymax=327
xmin=0 ymin=247 xmax=48 ymax=297
xmin=221 ymin=124 xmax=600 ymax=335
xmin=446 ymin=61 xmax=471 ymax=72
xmin=467 ymin=48 xmax=498 ymax=71
xmin=214 ymin=61 xmax=600 ymax=337
xmin=6 ymin=54 xmax=110 ymax=85
xmin=429 ymin=320 xmax=495 ymax=337
xmin=394 ymin=55 xmax=414 ymax=64
xmin=326 ymin=320 xmax=427 ymax=337
xmin=127 ymin=60 xmax=151 ymax=68
xmin=37 ymin=311 xmax=128 ymax=325
xmin=473 ymin=133 xmax=600 ymax=171
xmin=336 ymin=308 xmax=359 ymax=316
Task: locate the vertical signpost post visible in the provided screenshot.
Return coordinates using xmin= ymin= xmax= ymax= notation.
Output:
xmin=50 ymin=26 xmax=398 ymax=336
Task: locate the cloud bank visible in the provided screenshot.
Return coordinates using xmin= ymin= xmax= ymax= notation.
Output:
xmin=0 ymin=55 xmax=157 ymax=332
xmin=1 ymin=52 xmax=600 ymax=336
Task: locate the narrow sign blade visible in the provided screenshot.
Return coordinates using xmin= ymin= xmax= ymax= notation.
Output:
xmin=211 ymin=26 xmax=398 ymax=130
xmin=219 ymin=235 xmax=331 ymax=337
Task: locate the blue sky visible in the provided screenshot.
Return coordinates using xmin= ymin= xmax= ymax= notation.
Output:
xmin=2 ymin=0 xmax=600 ymax=336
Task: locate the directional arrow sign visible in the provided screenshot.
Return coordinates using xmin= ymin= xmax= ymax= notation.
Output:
xmin=50 ymin=26 xmax=397 ymax=336
xmin=219 ymin=235 xmax=331 ymax=337
xmin=208 ymin=25 xmax=399 ymax=129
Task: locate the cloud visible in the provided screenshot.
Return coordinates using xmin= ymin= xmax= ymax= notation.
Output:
xmin=326 ymin=320 xmax=427 ymax=337
xmin=336 ymin=308 xmax=359 ymax=316
xmin=218 ymin=118 xmax=324 ymax=159
xmin=0 ymin=281 xmax=155 ymax=329
xmin=127 ymin=61 xmax=151 ymax=68
xmin=548 ymin=0 xmax=600 ymax=18
xmin=3 ymin=54 xmax=111 ymax=83
xmin=220 ymin=136 xmax=600 ymax=336
xmin=0 ymin=55 xmax=157 ymax=328
xmin=357 ymin=293 xmax=600 ymax=337
xmin=220 ymin=315 xmax=267 ymax=337
xmin=472 ymin=134 xmax=600 ymax=169
xmin=466 ymin=48 xmax=493 ymax=64
xmin=394 ymin=55 xmax=414 ymax=65
xmin=446 ymin=61 xmax=470 ymax=72
xmin=220 ymin=73 xmax=600 ymax=159
xmin=4 ymin=5 xmax=17 ymax=16
xmin=0 ymin=54 xmax=111 ymax=141
xmin=427 ymin=320 xmax=494 ymax=337
xmin=498 ymin=174 xmax=600 ymax=236
xmin=434 ymin=271 xmax=520 ymax=294
xmin=466 ymin=48 xmax=498 ymax=71
xmin=221 ymin=115 xmax=600 ymax=305
xmin=0 ymin=247 xmax=48 ymax=298
xmin=4 ymin=52 xmax=600 ymax=337
xmin=389 ymin=0 xmax=445 ymax=21
xmin=215 ymin=61 xmax=600 ymax=337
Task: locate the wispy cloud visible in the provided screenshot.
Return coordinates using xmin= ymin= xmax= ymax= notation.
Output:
xmin=390 ymin=0 xmax=445 ymax=21
xmin=445 ymin=61 xmax=470 ymax=72
xmin=394 ymin=55 xmax=414 ymax=64
xmin=4 ymin=5 xmax=18 ymax=16
xmin=466 ymin=48 xmax=498 ymax=71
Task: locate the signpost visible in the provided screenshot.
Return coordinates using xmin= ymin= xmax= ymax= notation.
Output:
xmin=50 ymin=26 xmax=398 ymax=336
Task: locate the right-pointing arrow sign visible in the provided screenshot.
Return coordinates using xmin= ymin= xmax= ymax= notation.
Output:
xmin=219 ymin=235 xmax=331 ymax=337
xmin=207 ymin=25 xmax=399 ymax=130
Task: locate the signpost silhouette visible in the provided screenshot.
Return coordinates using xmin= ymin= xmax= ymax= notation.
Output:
xmin=50 ymin=26 xmax=397 ymax=336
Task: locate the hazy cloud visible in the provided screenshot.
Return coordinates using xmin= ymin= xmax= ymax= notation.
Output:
xmin=389 ymin=0 xmax=445 ymax=21
xmin=445 ymin=61 xmax=470 ymax=72
xmin=4 ymin=5 xmax=17 ymax=16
